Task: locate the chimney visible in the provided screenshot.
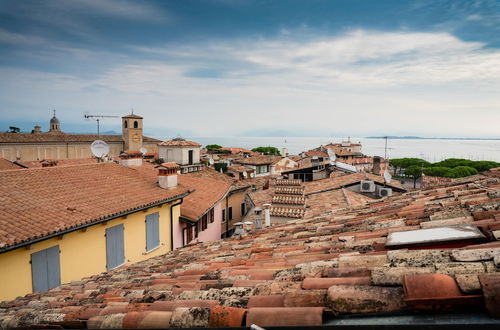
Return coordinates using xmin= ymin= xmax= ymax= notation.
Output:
xmin=156 ymin=162 xmax=180 ymax=189
xmin=263 ymin=203 xmax=271 ymax=227
xmin=32 ymin=126 xmax=41 ymax=134
xmin=281 ymin=148 xmax=288 ymax=157
xmin=372 ymin=156 xmax=381 ymax=175
xmin=119 ymin=151 xmax=143 ymax=167
xmin=233 ymin=222 xmax=245 ymax=236
xmin=253 ymin=207 xmax=263 ymax=229
xmin=244 ymin=221 xmax=254 ymax=232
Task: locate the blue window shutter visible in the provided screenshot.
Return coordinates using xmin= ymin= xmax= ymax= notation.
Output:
xmin=106 ymin=224 xmax=124 ymax=270
xmin=46 ymin=246 xmax=61 ymax=289
xmin=146 ymin=212 xmax=159 ymax=251
xmin=31 ymin=245 xmax=60 ymax=292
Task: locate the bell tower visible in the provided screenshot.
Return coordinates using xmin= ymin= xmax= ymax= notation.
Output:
xmin=49 ymin=110 xmax=61 ymax=132
xmin=122 ymin=112 xmax=143 ymax=152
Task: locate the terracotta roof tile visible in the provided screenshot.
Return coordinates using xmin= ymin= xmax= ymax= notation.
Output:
xmin=0 ymin=163 xmax=190 ymax=250
xmin=0 ymin=132 xmax=160 ymax=143
xmin=1 ymin=171 xmax=500 ymax=327
xmin=158 ymin=139 xmax=201 ymax=147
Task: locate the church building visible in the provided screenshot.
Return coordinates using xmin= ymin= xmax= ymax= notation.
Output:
xmin=0 ymin=112 xmax=160 ymax=161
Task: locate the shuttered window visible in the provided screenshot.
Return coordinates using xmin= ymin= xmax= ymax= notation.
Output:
xmin=106 ymin=224 xmax=125 ymax=270
xmin=31 ymin=245 xmax=61 ymax=292
xmin=241 ymin=203 xmax=246 ymax=216
xmin=146 ymin=212 xmax=160 ymax=251
xmin=228 ymin=207 xmax=233 ymax=221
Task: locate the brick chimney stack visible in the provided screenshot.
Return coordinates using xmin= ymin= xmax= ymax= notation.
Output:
xmin=119 ymin=151 xmax=143 ymax=167
xmin=156 ymin=162 xmax=180 ymax=189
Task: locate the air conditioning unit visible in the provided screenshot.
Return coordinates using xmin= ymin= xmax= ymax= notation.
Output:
xmin=378 ymin=187 xmax=393 ymax=197
xmin=360 ymin=180 xmax=376 ymax=192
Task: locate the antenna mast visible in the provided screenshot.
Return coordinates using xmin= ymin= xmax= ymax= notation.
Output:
xmin=83 ymin=113 xmax=120 ymax=139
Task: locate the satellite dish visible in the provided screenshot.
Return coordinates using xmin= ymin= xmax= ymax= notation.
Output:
xmin=140 ymin=147 xmax=147 ymax=155
xmin=327 ymin=148 xmax=336 ymax=161
xmin=90 ymin=140 xmax=109 ymax=158
xmin=384 ymin=169 xmax=392 ymax=183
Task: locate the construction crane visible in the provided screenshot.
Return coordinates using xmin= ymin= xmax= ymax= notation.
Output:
xmin=83 ymin=113 xmax=120 ymax=139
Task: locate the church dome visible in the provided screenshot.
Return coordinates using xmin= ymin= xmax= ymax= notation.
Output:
xmin=50 ymin=116 xmax=59 ymax=124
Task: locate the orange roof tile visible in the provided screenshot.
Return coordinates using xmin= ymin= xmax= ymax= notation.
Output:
xmin=0 ymin=158 xmax=24 ymax=171
xmin=0 ymin=132 xmax=160 ymax=143
xmin=0 ymin=163 xmax=190 ymax=251
xmin=159 ymin=138 xmax=201 ymax=147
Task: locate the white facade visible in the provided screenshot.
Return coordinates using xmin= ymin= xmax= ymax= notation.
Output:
xmin=159 ymin=146 xmax=200 ymax=165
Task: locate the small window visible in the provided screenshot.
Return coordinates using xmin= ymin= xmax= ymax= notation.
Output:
xmin=222 ymin=209 xmax=226 ymax=223
xmin=228 ymin=207 xmax=233 ymax=221
xmin=195 ymin=222 xmax=199 ymax=238
xmin=186 ymin=227 xmax=193 ymax=243
xmin=209 ymin=208 xmax=214 ymax=223
xmin=133 ymin=120 xmax=138 ymax=128
xmin=241 ymin=202 xmax=246 ymax=216
xmin=201 ymin=213 xmax=208 ymax=230
xmin=145 ymin=212 xmax=160 ymax=251
xmin=124 ymin=121 xmax=128 ymax=128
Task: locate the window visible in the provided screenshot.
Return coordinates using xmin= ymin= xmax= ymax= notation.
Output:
xmin=106 ymin=224 xmax=125 ymax=270
xmin=209 ymin=208 xmax=214 ymax=223
xmin=124 ymin=121 xmax=128 ymax=128
xmin=145 ymin=212 xmax=160 ymax=251
xmin=228 ymin=207 xmax=233 ymax=221
xmin=186 ymin=226 xmax=193 ymax=243
xmin=195 ymin=222 xmax=199 ymax=238
xmin=31 ymin=245 xmax=60 ymax=292
xmin=201 ymin=213 xmax=208 ymax=230
xmin=222 ymin=209 xmax=226 ymax=223
xmin=256 ymin=164 xmax=269 ymax=174
xmin=241 ymin=202 xmax=246 ymax=216
xmin=133 ymin=120 xmax=138 ymax=128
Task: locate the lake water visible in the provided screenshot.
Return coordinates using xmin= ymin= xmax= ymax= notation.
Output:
xmin=179 ymin=137 xmax=500 ymax=162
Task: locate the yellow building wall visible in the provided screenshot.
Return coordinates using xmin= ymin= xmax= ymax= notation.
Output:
xmin=0 ymin=202 xmax=179 ymax=301
xmin=221 ymin=190 xmax=248 ymax=235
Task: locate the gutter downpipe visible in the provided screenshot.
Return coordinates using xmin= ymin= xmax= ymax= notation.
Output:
xmin=170 ymin=198 xmax=184 ymax=251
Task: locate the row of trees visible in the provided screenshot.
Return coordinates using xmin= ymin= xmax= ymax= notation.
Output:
xmin=390 ymin=158 xmax=500 ymax=188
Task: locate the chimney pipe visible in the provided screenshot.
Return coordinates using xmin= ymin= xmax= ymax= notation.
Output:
xmin=253 ymin=207 xmax=263 ymax=229
xmin=119 ymin=151 xmax=143 ymax=167
xmin=156 ymin=162 xmax=180 ymax=189
xmin=263 ymin=203 xmax=271 ymax=227
xmin=32 ymin=126 xmax=41 ymax=134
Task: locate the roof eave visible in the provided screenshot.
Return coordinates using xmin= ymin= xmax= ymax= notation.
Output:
xmin=0 ymin=191 xmax=191 ymax=254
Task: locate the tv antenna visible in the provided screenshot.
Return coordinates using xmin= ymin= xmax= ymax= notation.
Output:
xmin=84 ymin=113 xmax=120 ymax=139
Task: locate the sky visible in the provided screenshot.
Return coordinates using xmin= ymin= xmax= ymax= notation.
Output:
xmin=0 ymin=0 xmax=499 ymax=138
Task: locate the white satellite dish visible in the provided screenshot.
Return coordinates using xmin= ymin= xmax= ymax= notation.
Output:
xmin=90 ymin=140 xmax=109 ymax=158
xmin=384 ymin=168 xmax=392 ymax=183
xmin=140 ymin=147 xmax=147 ymax=155
xmin=327 ymin=148 xmax=336 ymax=162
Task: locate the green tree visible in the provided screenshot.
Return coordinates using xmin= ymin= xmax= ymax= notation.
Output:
xmin=405 ymin=165 xmax=423 ymax=188
xmin=8 ymin=126 xmax=20 ymax=133
xmin=390 ymin=158 xmax=430 ymax=176
xmin=469 ymin=161 xmax=500 ymax=172
xmin=423 ymin=167 xmax=451 ymax=177
xmin=445 ymin=166 xmax=478 ymax=178
xmin=251 ymin=146 xmax=281 ymax=156
xmin=205 ymin=144 xmax=222 ymax=152
xmin=214 ymin=162 xmax=228 ymax=173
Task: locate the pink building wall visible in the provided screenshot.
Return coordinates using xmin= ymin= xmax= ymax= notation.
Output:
xmin=173 ymin=201 xmax=223 ymax=249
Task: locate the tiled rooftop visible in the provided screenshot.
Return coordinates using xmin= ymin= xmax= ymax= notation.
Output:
xmin=0 ymin=168 xmax=499 ymax=328
xmin=158 ymin=139 xmax=201 ymax=147
xmin=0 ymin=158 xmax=23 ymax=171
xmin=0 ymin=132 xmax=160 ymax=143
xmin=304 ymin=172 xmax=404 ymax=194
xmin=0 ymin=163 xmax=190 ymax=252
xmin=233 ymin=155 xmax=280 ymax=165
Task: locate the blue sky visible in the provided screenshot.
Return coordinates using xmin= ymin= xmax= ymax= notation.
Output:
xmin=1 ymin=0 xmax=499 ymax=138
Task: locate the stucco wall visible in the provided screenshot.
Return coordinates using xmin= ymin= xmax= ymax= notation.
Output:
xmin=0 ymin=203 xmax=175 ymax=301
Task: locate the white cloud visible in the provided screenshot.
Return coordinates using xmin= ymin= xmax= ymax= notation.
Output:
xmin=1 ymin=30 xmax=500 ymax=138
